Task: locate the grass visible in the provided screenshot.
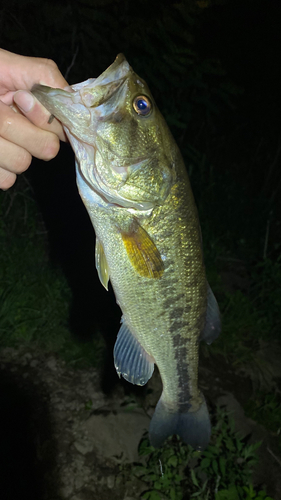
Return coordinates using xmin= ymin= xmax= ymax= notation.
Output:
xmin=245 ymin=392 xmax=281 ymax=442
xmin=0 ymin=159 xmax=280 ymax=499
xmin=0 ymin=3 xmax=280 ymax=498
xmin=0 ymin=176 xmax=105 ymax=367
xmin=203 ymin=248 xmax=281 ymax=455
xmin=126 ymin=407 xmax=274 ymax=500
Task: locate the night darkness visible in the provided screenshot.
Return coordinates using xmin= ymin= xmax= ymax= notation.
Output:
xmin=0 ymin=0 xmax=281 ymax=498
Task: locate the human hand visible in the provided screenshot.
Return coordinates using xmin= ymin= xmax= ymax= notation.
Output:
xmin=0 ymin=48 xmax=68 ymax=189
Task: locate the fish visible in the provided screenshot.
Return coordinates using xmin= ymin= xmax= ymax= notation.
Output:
xmin=32 ymin=54 xmax=221 ymax=450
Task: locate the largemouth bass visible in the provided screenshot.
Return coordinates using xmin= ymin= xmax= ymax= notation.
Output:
xmin=32 ymin=54 xmax=220 ymax=450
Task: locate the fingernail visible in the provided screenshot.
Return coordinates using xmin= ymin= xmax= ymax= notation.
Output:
xmin=14 ymin=91 xmax=35 ymax=113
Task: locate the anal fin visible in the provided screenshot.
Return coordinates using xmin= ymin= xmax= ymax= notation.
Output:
xmin=114 ymin=318 xmax=154 ymax=386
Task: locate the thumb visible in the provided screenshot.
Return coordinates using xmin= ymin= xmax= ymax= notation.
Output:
xmin=13 ymin=90 xmax=67 ymax=142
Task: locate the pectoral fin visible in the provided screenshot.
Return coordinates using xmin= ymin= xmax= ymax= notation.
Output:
xmin=120 ymin=220 xmax=164 ymax=279
xmin=95 ymin=238 xmax=110 ymax=290
xmin=114 ymin=318 xmax=154 ymax=386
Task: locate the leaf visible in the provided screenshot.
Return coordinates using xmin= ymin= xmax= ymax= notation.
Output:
xmin=190 ymin=469 xmax=199 ymax=487
xmin=215 ymin=484 xmax=240 ymax=500
xmin=153 ymin=481 xmax=162 ymax=490
xmin=142 ymin=492 xmax=161 ymax=500
xmin=170 ymin=487 xmax=176 ymax=500
xmin=168 ymin=455 xmax=178 ymax=467
xmin=243 ymin=483 xmax=255 ymax=498
xmin=175 ymin=474 xmax=182 ymax=483
xmin=200 ymin=457 xmax=211 ymax=469
xmin=148 ymin=474 xmax=158 ymax=481
xmin=225 ymin=437 xmax=235 ymax=452
xmin=212 ymin=459 xmax=219 ymax=474
xmin=202 ymin=451 xmax=216 ymax=459
xmin=236 ymin=439 xmax=243 ymax=452
xmin=219 ymin=457 xmax=226 ymax=477
xmin=206 ymin=445 xmax=220 ymax=455
xmin=139 ymin=438 xmax=153 ymax=456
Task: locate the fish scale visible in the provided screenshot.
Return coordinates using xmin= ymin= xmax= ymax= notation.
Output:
xmin=81 ymin=154 xmax=206 ymax=420
xmin=32 ymin=53 xmax=221 ymax=450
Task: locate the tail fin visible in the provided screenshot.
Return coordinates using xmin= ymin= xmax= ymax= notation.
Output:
xmin=149 ymin=394 xmax=211 ymax=450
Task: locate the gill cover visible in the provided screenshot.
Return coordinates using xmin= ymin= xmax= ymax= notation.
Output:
xmin=32 ymin=54 xmax=175 ymax=211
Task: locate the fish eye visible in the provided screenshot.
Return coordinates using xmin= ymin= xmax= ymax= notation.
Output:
xmin=132 ymin=95 xmax=152 ymax=116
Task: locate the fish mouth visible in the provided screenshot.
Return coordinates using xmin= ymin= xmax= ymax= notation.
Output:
xmin=32 ymin=53 xmax=130 ymax=119
xmin=72 ymin=53 xmax=130 ymax=108
xmin=91 ymin=53 xmax=129 ymax=88
xmin=32 ymin=54 xmax=131 ymax=149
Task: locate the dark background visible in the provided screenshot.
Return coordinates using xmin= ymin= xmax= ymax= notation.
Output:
xmin=0 ymin=2 xmax=281 ymax=498
xmin=1 ymin=0 xmax=280 ymax=354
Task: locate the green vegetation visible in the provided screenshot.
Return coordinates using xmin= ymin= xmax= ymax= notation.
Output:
xmin=0 ymin=177 xmax=105 ymax=367
xmin=133 ymin=408 xmax=273 ymax=500
xmin=245 ymin=392 xmax=281 ymax=443
xmin=207 ymin=257 xmax=281 ymax=374
xmin=0 ymin=0 xmax=280 ymax=496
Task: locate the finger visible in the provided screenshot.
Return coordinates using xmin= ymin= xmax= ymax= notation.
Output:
xmin=0 ymin=134 xmax=31 ymax=190
xmin=0 ymin=101 xmax=60 ymax=161
xmin=0 ymin=49 xmax=68 ymax=92
xmin=21 ymin=56 xmax=68 ymax=89
xmin=0 ymin=91 xmax=17 ymax=106
xmin=0 ymin=135 xmax=32 ymax=174
xmin=14 ymin=90 xmax=67 ymax=142
xmin=0 ymin=166 xmax=17 ymax=190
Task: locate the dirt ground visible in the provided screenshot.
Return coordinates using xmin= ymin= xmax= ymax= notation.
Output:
xmin=0 ymin=346 xmax=280 ymax=500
